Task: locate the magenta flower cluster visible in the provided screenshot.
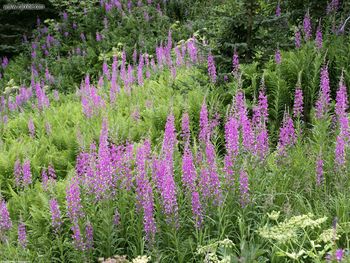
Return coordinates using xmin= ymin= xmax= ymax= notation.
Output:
xmin=278 ymin=114 xmax=296 ymax=156
xmin=0 ymin=200 xmax=12 ymax=233
xmin=207 ymin=53 xmax=217 ymax=83
xmin=49 ymin=198 xmax=62 ymax=230
xmin=18 ymin=221 xmax=27 ymax=248
xmin=335 ymin=77 xmax=349 ymax=168
xmin=14 ymin=159 xmax=32 ymax=188
xmin=315 ymin=66 xmax=331 ymax=119
xmin=293 ymin=88 xmax=304 ymax=118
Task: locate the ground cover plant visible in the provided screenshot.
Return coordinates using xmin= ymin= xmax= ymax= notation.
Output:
xmin=1 ymin=0 xmax=350 ymax=262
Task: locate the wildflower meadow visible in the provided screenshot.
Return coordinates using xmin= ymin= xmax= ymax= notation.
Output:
xmin=1 ymin=0 xmax=350 ymax=262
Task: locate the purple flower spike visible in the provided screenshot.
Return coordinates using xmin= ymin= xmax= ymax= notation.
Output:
xmin=239 ymin=170 xmax=250 ymax=208
xmin=18 ymin=221 xmax=27 ymax=248
xmin=315 ymin=65 xmax=331 ymax=119
xmin=66 ymin=178 xmax=84 ymax=223
xmin=49 ymin=199 xmax=62 ymax=230
xmin=295 ymin=30 xmax=301 ymax=49
xmin=316 ymin=22 xmax=323 ymax=50
xmin=28 ymin=118 xmax=35 ymax=138
xmin=278 ymin=114 xmax=296 ymax=156
xmin=191 ymin=191 xmax=203 ymax=228
xmin=207 ymin=53 xmax=217 ymax=83
xmin=335 ymin=249 xmax=344 ymax=262
xmin=293 ymin=88 xmax=304 ymax=118
xmin=303 ymin=12 xmax=312 ymax=41
xmin=275 ymin=49 xmax=281 ymax=64
xmin=22 ymin=160 xmax=32 ymax=187
xmin=276 ymin=2 xmax=281 ymax=17
xmin=232 ymin=49 xmax=240 ymax=76
xmin=85 ymin=221 xmax=93 ymax=250
xmin=316 ymin=157 xmax=324 ymax=185
xmin=0 ymin=200 xmax=12 ymax=232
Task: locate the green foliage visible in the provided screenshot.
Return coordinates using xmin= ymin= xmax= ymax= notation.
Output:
xmin=258 ymin=212 xmax=350 ymax=262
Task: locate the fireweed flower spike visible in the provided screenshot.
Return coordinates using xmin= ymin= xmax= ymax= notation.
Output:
xmin=66 ymin=177 xmax=84 ymax=223
xmin=235 ymin=90 xmax=254 ymax=153
xmin=22 ymin=160 xmax=32 ymax=187
xmin=205 ymin=139 xmax=222 ymax=205
xmin=18 ymin=221 xmax=27 ymax=249
xmin=199 ymin=167 xmax=210 ymax=201
xmin=275 ymin=49 xmax=281 ymax=64
xmin=135 ymin=141 xmax=156 ymax=241
xmin=224 ymin=114 xmax=239 ymax=184
xmin=120 ymin=49 xmax=127 ymax=83
xmin=158 ymin=114 xmax=179 ymax=223
xmin=207 ymin=53 xmax=217 ymax=83
xmin=278 ymin=113 xmax=296 ymax=156
xmin=71 ymin=223 xmax=85 ymax=251
xmin=1 ymin=56 xmax=9 ymax=69
xmin=182 ymin=144 xmax=196 ymax=193
xmin=276 ymin=2 xmax=281 ymax=17
xmin=132 ymin=49 xmax=137 ymax=64
xmin=42 ymin=169 xmax=49 ymax=191
xmin=175 ymin=46 xmax=183 ymax=67
xmin=315 ymin=65 xmax=331 ymax=119
xmin=336 ymin=81 xmax=349 ymax=136
xmin=181 ymin=112 xmax=190 ymax=143
xmin=48 ymin=165 xmax=56 ymax=180
xmin=327 ymin=0 xmax=340 ymax=14
xmin=0 ymin=200 xmax=12 ymax=232
xmin=162 ymin=114 xmax=177 ymax=158
xmin=199 ymin=100 xmax=209 ymax=143
xmin=113 ymin=208 xmax=120 ymax=226
xmin=187 ymin=38 xmax=198 ymax=64
xmin=255 ymin=112 xmax=269 ymax=159
xmin=143 ymin=182 xmax=156 ymax=242
xmin=316 ymin=157 xmax=324 ymax=186
xmin=102 ymin=60 xmax=110 ymax=80
xmin=14 ymin=159 xmax=22 ymax=187
xmin=153 ymin=158 xmax=178 ymax=223
xmin=135 ymin=142 xmax=148 ymax=209
xmin=335 ymin=249 xmax=344 ymax=262
xmin=295 ymin=30 xmax=301 ymax=49
xmin=137 ymin=53 xmax=144 ymax=86
xmin=316 ymin=21 xmax=323 ymax=50
xmin=127 ymin=65 xmax=134 ymax=91
xmin=303 ymin=11 xmax=312 ymax=41
xmin=28 ymin=118 xmax=35 ymax=138
xmin=293 ymin=87 xmax=304 ymax=118
xmin=85 ymin=221 xmax=93 ymax=250
xmin=49 ymin=198 xmax=62 ymax=230
xmin=258 ymin=81 xmax=269 ymax=122
xmin=110 ymin=56 xmax=119 ymax=103
xmin=145 ymin=53 xmax=151 ymax=79
xmin=232 ymin=49 xmax=240 ymax=77
xmin=335 ymin=74 xmax=349 ymax=168
xmin=191 ymin=191 xmax=203 ymax=228
xmin=167 ymin=30 xmax=173 ymax=59
xmin=239 ymin=170 xmax=250 ymax=208
xmin=96 ymin=32 xmax=102 ymax=42
xmin=93 ymin=118 xmax=113 ymax=199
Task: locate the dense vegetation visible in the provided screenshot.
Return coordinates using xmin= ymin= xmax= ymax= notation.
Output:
xmin=1 ymin=0 xmax=350 ymax=262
